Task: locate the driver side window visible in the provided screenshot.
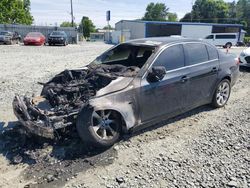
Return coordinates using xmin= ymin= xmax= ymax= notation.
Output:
xmin=154 ymin=44 xmax=185 ymax=71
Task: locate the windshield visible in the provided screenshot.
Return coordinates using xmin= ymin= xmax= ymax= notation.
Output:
xmin=0 ymin=31 xmax=11 ymax=36
xmin=27 ymin=32 xmax=42 ymax=37
xmin=51 ymin=31 xmax=65 ymax=36
xmin=92 ymin=44 xmax=155 ymax=68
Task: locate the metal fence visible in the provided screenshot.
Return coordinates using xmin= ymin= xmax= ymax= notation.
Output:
xmin=0 ymin=24 xmax=78 ymax=44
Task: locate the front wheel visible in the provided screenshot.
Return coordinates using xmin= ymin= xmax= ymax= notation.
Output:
xmin=77 ymin=108 xmax=122 ymax=148
xmin=212 ymin=79 xmax=231 ymax=108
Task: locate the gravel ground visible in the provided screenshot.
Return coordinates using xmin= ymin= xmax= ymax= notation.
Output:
xmin=0 ymin=43 xmax=249 ymax=188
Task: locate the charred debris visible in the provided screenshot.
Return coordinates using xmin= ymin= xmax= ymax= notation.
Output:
xmin=13 ymin=64 xmax=140 ymax=139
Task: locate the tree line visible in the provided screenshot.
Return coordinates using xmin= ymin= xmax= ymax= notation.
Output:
xmin=142 ymin=1 xmax=250 ymax=35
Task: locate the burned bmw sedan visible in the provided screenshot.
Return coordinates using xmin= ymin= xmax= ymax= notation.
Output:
xmin=13 ymin=37 xmax=239 ymax=147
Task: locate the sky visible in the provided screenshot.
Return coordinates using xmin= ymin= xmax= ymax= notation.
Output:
xmin=30 ymin=0 xmax=235 ymax=28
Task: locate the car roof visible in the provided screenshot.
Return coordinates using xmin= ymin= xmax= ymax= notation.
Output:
xmin=52 ymin=31 xmax=65 ymax=33
xmin=126 ymin=37 xmax=204 ymax=47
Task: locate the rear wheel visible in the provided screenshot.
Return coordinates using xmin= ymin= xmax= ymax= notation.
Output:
xmin=212 ymin=79 xmax=231 ymax=108
xmin=77 ymin=109 xmax=122 ymax=148
xmin=225 ymin=42 xmax=232 ymax=48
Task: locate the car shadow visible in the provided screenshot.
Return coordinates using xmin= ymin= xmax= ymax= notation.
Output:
xmin=126 ymin=105 xmax=214 ymax=140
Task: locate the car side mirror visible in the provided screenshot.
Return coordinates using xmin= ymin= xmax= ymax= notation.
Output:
xmin=147 ymin=66 xmax=166 ymax=83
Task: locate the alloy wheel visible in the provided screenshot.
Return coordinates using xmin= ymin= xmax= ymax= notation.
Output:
xmin=216 ymin=82 xmax=230 ymax=106
xmin=91 ymin=110 xmax=119 ymax=140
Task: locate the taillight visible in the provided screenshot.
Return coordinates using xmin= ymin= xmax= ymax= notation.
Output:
xmin=236 ymin=57 xmax=240 ymax=65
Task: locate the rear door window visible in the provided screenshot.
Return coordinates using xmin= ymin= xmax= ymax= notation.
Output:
xmin=154 ymin=44 xmax=185 ymax=71
xmin=184 ymin=43 xmax=209 ymax=66
xmin=215 ymin=35 xmax=236 ymax=39
xmin=206 ymin=45 xmax=218 ymax=60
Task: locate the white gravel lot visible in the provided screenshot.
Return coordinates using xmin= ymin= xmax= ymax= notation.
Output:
xmin=0 ymin=43 xmax=249 ymax=188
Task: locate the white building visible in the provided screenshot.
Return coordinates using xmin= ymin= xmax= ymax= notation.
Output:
xmin=113 ymin=20 xmax=245 ymax=45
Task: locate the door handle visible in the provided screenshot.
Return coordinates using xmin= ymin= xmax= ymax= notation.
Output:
xmin=211 ymin=67 xmax=218 ymax=73
xmin=181 ymin=76 xmax=189 ymax=83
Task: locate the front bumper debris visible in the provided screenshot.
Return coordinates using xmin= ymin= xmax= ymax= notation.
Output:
xmin=13 ymin=95 xmax=77 ymax=139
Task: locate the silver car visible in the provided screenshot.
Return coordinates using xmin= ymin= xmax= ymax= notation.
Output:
xmin=239 ymin=47 xmax=250 ymax=67
xmin=0 ymin=31 xmax=20 ymax=45
xmin=13 ymin=37 xmax=240 ymax=148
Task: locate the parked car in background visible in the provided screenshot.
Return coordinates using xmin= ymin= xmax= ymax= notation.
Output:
xmin=203 ymin=33 xmax=239 ymax=48
xmin=239 ymin=47 xmax=250 ymax=67
xmin=0 ymin=31 xmax=21 ymax=45
xmin=48 ymin=31 xmax=68 ymax=46
xmin=13 ymin=37 xmax=240 ymax=148
xmin=24 ymin=32 xmax=46 ymax=46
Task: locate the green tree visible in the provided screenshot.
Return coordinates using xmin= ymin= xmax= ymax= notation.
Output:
xmin=236 ymin=0 xmax=250 ymax=34
xmin=0 ymin=0 xmax=33 ymax=25
xmin=167 ymin=12 xmax=178 ymax=22
xmin=142 ymin=2 xmax=169 ymax=21
xmin=180 ymin=0 xmax=229 ymax=23
xmin=228 ymin=1 xmax=237 ymax=22
xmin=180 ymin=13 xmax=192 ymax=22
xmin=78 ymin=16 xmax=96 ymax=38
xmin=60 ymin=21 xmax=77 ymax=27
xmin=192 ymin=0 xmax=229 ymax=23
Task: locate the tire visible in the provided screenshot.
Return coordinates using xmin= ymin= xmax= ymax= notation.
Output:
xmin=76 ymin=108 xmax=122 ymax=148
xmin=10 ymin=40 xmax=15 ymax=45
xmin=225 ymin=42 xmax=232 ymax=48
xmin=212 ymin=79 xmax=231 ymax=108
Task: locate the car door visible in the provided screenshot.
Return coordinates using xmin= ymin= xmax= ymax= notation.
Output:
xmin=204 ymin=34 xmax=215 ymax=45
xmin=183 ymin=43 xmax=219 ymax=108
xmin=139 ymin=44 xmax=190 ymax=123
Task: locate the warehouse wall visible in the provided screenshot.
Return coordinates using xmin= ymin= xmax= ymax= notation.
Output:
xmin=115 ymin=21 xmax=145 ymax=39
xmin=181 ymin=25 xmax=212 ymax=39
xmin=0 ymin=24 xmax=78 ymax=44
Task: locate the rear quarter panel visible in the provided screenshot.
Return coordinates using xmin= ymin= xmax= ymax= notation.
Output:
xmin=218 ymin=50 xmax=239 ymax=86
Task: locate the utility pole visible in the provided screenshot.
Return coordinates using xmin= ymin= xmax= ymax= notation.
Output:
xmin=191 ymin=0 xmax=194 ymax=22
xmin=70 ymin=0 xmax=74 ymax=27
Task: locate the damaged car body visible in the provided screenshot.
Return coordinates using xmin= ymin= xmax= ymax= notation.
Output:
xmin=13 ymin=37 xmax=239 ymax=147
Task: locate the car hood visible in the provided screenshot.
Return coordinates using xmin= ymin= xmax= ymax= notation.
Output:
xmin=242 ymin=47 xmax=250 ymax=55
xmin=0 ymin=35 xmax=8 ymax=38
xmin=25 ymin=37 xmax=40 ymax=40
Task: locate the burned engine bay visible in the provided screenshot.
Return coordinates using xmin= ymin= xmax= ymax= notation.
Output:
xmin=13 ymin=64 xmax=140 ymax=139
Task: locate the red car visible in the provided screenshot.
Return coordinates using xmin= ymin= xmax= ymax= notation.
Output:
xmin=24 ymin=32 xmax=46 ymax=46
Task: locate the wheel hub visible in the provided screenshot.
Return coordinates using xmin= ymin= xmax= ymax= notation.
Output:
xmin=91 ymin=110 xmax=118 ymax=140
xmin=101 ymin=119 xmax=109 ymax=128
